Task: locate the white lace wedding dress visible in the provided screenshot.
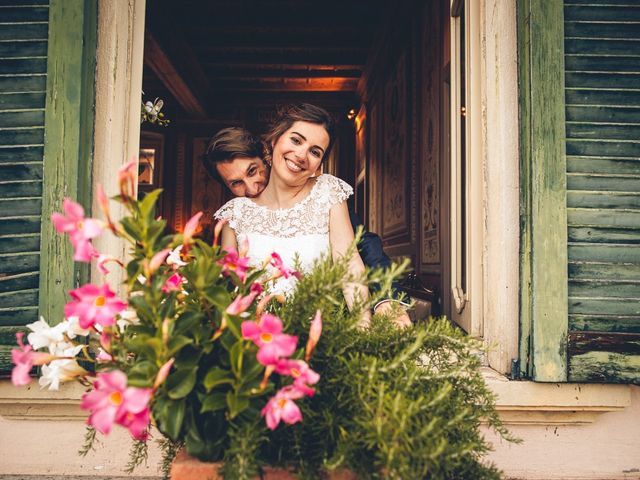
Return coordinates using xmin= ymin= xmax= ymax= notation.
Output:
xmin=213 ymin=174 xmax=353 ymax=296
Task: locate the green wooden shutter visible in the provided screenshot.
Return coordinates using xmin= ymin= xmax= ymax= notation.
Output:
xmin=0 ymin=0 xmax=50 ymax=372
xmin=0 ymin=0 xmax=96 ymax=374
xmin=565 ymin=0 xmax=640 ymax=383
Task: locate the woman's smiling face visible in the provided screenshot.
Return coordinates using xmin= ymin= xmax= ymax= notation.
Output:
xmin=270 ymin=121 xmax=330 ymax=185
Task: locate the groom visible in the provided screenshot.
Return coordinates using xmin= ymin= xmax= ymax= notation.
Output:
xmin=202 ymin=127 xmax=410 ymax=325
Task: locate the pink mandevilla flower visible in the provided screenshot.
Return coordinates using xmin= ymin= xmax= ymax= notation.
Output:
xmin=64 ymin=283 xmax=127 ymax=329
xmin=51 ymin=198 xmax=103 ymax=262
xmin=80 ymin=370 xmax=152 ymax=440
xmin=117 ymin=159 xmax=137 ymax=199
xmin=270 ymin=252 xmax=301 ymax=279
xmin=182 ymin=211 xmax=203 ymax=246
xmin=261 ymin=385 xmax=304 ymax=430
xmin=10 ymin=332 xmax=55 ymax=386
xmin=162 ymin=272 xmax=184 ymax=293
xmin=219 ymin=247 xmax=251 ymax=282
xmin=275 ymin=359 xmax=320 ymax=397
xmin=305 ymin=310 xmax=322 ymax=361
xmin=241 ymin=313 xmax=297 ymax=366
xmin=226 ymin=283 xmax=263 ymax=315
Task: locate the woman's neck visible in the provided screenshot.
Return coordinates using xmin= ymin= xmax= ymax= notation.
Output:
xmin=256 ymin=175 xmax=314 ymax=210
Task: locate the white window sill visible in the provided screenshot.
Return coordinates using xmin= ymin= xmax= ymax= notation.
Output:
xmin=482 ymin=367 xmax=632 ymax=425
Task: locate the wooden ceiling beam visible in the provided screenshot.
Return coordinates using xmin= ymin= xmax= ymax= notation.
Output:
xmin=143 ymin=31 xmax=208 ymax=118
xmin=203 ymin=69 xmax=362 ymax=79
xmin=199 ymin=51 xmax=367 ymax=67
xmin=210 ymin=77 xmax=359 ymax=92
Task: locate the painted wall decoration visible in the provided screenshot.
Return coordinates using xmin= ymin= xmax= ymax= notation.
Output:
xmin=381 ymin=52 xmax=408 ymax=237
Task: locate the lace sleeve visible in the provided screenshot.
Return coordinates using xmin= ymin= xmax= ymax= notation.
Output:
xmin=316 ymin=174 xmax=353 ymax=207
xmin=213 ymin=199 xmax=240 ymax=231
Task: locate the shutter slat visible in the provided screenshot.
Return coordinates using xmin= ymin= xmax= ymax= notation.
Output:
xmin=0 ymin=92 xmax=46 ymax=109
xmin=0 ymin=23 xmax=48 ymax=41
xmin=0 ymin=234 xmax=40 ymax=253
xmin=568 ymin=173 xmax=640 ymax=191
xmin=565 ymin=55 xmax=640 ymax=73
xmin=0 ymin=180 xmax=42 ymax=196
xmin=566 ymin=21 xmax=640 ymax=39
xmin=0 ymin=40 xmax=47 ymax=58
xmin=565 ymin=72 xmax=640 ymax=90
xmin=0 ymin=6 xmax=49 ymax=22
xmin=569 ymin=262 xmax=640 ymax=281
xmin=565 ymin=38 xmax=640 ymax=56
xmin=0 ymin=308 xmax=38 ymax=326
xmin=568 ymin=191 xmax=640 ymax=208
xmin=567 ymin=140 xmax=640 ymax=157
xmin=0 ymin=163 xmax=43 ymax=181
xmin=566 ymin=106 xmax=640 ymax=124
xmin=0 ymin=272 xmax=38 ymax=293
xmin=0 ymin=197 xmax=41 ymax=217
xmin=570 ymin=315 xmax=640 ymax=333
xmin=0 ymin=128 xmax=43 ymax=145
xmin=567 ymin=122 xmax=640 ymax=140
xmin=569 ymin=226 xmax=640 ymax=243
xmin=0 ymin=110 xmax=44 ymax=128
xmin=0 ymin=217 xmax=41 ymax=235
xmin=567 ymin=157 xmax=640 ymax=175
xmin=565 ymin=5 xmax=640 ymax=21
xmin=0 ymin=288 xmax=39 ymax=308
xmin=0 ymin=146 xmax=44 ymax=163
xmin=566 ymin=89 xmax=640 ymax=107
xmin=0 ymin=252 xmax=39 ymax=274
xmin=0 ymin=76 xmax=46 ymax=93
xmin=0 ymin=57 xmax=47 ymax=75
xmin=569 ymin=297 xmax=640 ymax=316
xmin=568 ymin=207 xmax=640 ymax=227
xmin=569 ymin=279 xmax=640 ymax=298
xmin=569 ymin=243 xmax=640 ymax=262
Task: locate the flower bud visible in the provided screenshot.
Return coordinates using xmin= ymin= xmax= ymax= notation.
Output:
xmin=305 ymin=310 xmax=322 ymax=362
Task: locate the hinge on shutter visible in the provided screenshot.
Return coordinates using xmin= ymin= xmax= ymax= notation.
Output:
xmin=510 ymin=358 xmax=521 ymax=380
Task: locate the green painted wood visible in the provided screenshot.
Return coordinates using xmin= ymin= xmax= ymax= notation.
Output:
xmin=567 ymin=123 xmax=640 ymax=141
xmin=0 ymin=308 xmax=38 ymax=326
xmin=0 ymin=41 xmax=48 ymax=58
xmin=570 ymin=315 xmax=640 ymax=333
xmin=566 ymin=0 xmax=640 ymax=5
xmin=566 ymin=90 xmax=640 ymax=108
xmin=0 ymin=76 xmax=46 ymax=93
xmin=518 ymin=0 xmax=569 ymax=381
xmin=0 ymin=181 xmax=42 ymax=197
xmin=569 ymin=262 xmax=640 ymax=281
xmin=565 ymin=5 xmax=640 ymax=21
xmin=568 ymin=208 xmax=640 ymax=228
xmin=39 ymin=0 xmax=97 ymax=328
xmin=0 ymin=272 xmax=39 ymax=293
xmin=0 ymin=23 xmax=48 ymax=41
xmin=0 ymin=234 xmax=40 ymax=254
xmin=0 ymin=217 xmax=41 ymax=235
xmin=0 ymin=289 xmax=39 ymax=308
xmin=0 ymin=111 xmax=45 ymax=129
xmin=569 ymin=351 xmax=640 ymax=384
xmin=0 ymin=198 xmax=42 ymax=218
xmin=0 ymin=6 xmax=49 ymax=22
xmin=568 ymin=140 xmax=640 ymax=157
xmin=569 ymin=226 xmax=640 ymax=244
xmin=566 ymin=106 xmax=640 ymax=124
xmin=0 ymin=147 xmax=44 ymax=163
xmin=565 ymin=55 xmax=640 ymax=73
xmin=567 ymin=173 xmax=640 ymax=192
xmin=567 ymin=157 xmax=640 ymax=175
xmin=0 ymin=58 xmax=47 ymax=75
xmin=0 ymin=164 xmax=43 ymax=182
xmin=0 ymin=92 xmax=46 ymax=110
xmin=0 ymin=0 xmax=49 ymax=5
xmin=569 ymin=298 xmax=640 ymax=316
xmin=567 ymin=192 xmax=640 ymax=209
xmin=569 ymin=243 xmax=640 ymax=263
xmin=0 ymin=128 xmax=44 ymax=145
xmin=565 ymin=39 xmax=640 ymax=56
xmin=0 ymin=253 xmax=40 ymax=275
xmin=569 ymin=279 xmax=640 ymax=298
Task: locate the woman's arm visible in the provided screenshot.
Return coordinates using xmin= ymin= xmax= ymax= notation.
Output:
xmin=329 ymin=201 xmax=371 ymax=328
xmin=220 ymin=223 xmax=238 ymax=251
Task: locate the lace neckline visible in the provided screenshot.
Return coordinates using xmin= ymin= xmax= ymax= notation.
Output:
xmin=239 ymin=175 xmax=322 ymax=213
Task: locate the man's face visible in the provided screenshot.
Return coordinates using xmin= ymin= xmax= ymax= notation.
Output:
xmin=216 ymin=157 xmax=270 ymax=198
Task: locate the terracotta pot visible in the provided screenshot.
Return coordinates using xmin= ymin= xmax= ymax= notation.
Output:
xmin=170 ymin=450 xmax=357 ymax=480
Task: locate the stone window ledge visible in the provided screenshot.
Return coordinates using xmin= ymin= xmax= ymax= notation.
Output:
xmin=482 ymin=367 xmax=632 ymax=425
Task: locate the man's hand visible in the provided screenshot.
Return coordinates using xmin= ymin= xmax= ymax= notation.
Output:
xmin=374 ymin=301 xmax=412 ymax=329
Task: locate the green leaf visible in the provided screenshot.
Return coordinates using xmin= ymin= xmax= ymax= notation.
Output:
xmin=167 ymin=335 xmax=193 ymax=357
xmin=226 ymin=391 xmax=250 ymax=419
xmin=200 ymin=392 xmax=227 ymax=413
xmin=229 ymin=341 xmax=244 ymax=376
xmin=203 ymin=285 xmax=231 ymax=307
xmin=126 ymin=360 xmax=157 ymax=387
xmin=166 ymin=367 xmax=198 ymax=399
xmin=139 ymin=188 xmax=163 ymax=222
xmin=155 ymin=397 xmax=185 ymax=440
xmin=204 ymin=367 xmax=234 ymax=391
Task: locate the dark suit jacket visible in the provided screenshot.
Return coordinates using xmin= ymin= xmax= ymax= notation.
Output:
xmin=349 ymin=210 xmax=406 ymax=301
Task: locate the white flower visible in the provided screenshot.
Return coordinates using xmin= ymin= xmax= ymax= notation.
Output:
xmin=64 ymin=316 xmax=90 ymax=339
xmin=39 ymin=359 xmax=86 ymax=391
xmin=167 ymin=245 xmax=187 ymax=267
xmin=26 ymin=317 xmax=66 ymax=352
xmin=137 ymin=274 xmax=147 ymax=285
xmin=117 ymin=309 xmax=140 ymax=333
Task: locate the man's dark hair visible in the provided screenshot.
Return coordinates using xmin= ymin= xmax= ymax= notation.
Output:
xmin=263 ymin=103 xmax=336 ymax=163
xmin=203 ymin=127 xmax=264 ymax=183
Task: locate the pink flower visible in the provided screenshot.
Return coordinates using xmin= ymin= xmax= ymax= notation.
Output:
xmin=153 ymin=358 xmax=175 ymax=390
xmin=80 ymin=370 xmax=152 ymax=440
xmin=226 ymin=284 xmax=262 ymax=315
xmin=96 ymin=184 xmax=115 ymax=230
xmin=219 ymin=248 xmax=251 ymax=282
xmin=64 ymin=284 xmax=127 ymax=329
xmin=94 ymin=253 xmax=121 ymax=275
xmin=274 ymin=359 xmax=320 ymax=397
xmin=261 ymin=386 xmax=304 ymax=430
xmin=305 ymin=310 xmax=322 ymax=362
xmin=146 ymin=249 xmax=171 ymax=277
xmin=11 ymin=332 xmax=55 ymax=386
xmin=117 ymin=159 xmax=137 ymax=199
xmin=162 ymin=273 xmax=184 ymax=293
xmin=212 ymin=218 xmax=227 ymax=246
xmin=51 ymin=199 xmax=103 ymax=262
xmin=182 ymin=211 xmax=203 ymax=246
xmin=270 ymin=252 xmax=301 ymax=279
xmin=241 ymin=313 xmax=298 ymax=366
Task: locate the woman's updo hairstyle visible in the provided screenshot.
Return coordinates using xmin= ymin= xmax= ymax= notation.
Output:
xmin=263 ymin=103 xmax=336 ymax=165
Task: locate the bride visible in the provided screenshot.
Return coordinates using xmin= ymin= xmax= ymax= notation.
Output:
xmin=214 ymin=103 xmax=371 ymax=326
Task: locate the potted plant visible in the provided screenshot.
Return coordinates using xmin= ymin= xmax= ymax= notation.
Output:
xmin=10 ymin=160 xmax=515 ymax=479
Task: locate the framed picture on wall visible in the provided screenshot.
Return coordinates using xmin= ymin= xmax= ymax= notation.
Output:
xmin=138 ymin=131 xmax=164 ymax=193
